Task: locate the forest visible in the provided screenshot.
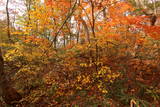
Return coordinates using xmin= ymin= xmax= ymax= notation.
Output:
xmin=0 ymin=0 xmax=160 ymax=106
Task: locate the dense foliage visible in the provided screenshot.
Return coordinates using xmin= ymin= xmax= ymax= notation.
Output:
xmin=0 ymin=0 xmax=160 ymax=106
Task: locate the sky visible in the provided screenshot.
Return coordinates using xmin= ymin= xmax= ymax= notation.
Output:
xmin=0 ymin=0 xmax=45 ymax=20
xmin=0 ymin=0 xmax=26 ymax=20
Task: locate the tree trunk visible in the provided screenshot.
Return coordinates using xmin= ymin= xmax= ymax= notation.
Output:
xmin=79 ymin=16 xmax=90 ymax=43
xmin=0 ymin=48 xmax=22 ymax=105
xmin=6 ymin=0 xmax=11 ymax=39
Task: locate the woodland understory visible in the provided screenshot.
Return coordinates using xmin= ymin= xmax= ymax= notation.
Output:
xmin=0 ymin=0 xmax=160 ymax=106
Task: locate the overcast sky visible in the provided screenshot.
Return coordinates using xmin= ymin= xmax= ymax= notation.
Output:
xmin=0 ymin=0 xmax=45 ymax=20
xmin=0 ymin=0 xmax=26 ymax=20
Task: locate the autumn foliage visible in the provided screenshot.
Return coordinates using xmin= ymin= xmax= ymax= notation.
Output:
xmin=0 ymin=0 xmax=160 ymax=106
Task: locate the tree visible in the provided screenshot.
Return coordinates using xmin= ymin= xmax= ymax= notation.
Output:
xmin=6 ymin=0 xmax=11 ymax=39
xmin=0 ymin=47 xmax=22 ymax=105
xmin=0 ymin=0 xmax=22 ymax=105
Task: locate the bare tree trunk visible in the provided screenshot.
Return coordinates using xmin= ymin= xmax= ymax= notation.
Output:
xmin=64 ymin=35 xmax=66 ymax=47
xmin=90 ymin=0 xmax=98 ymax=71
xmin=69 ymin=0 xmax=72 ymax=45
xmin=66 ymin=23 xmax=72 ymax=45
xmin=77 ymin=31 xmax=79 ymax=44
xmin=54 ymin=36 xmax=57 ymax=49
xmin=0 ymin=48 xmax=22 ymax=105
xmin=6 ymin=0 xmax=11 ymax=39
xmin=79 ymin=16 xmax=90 ymax=43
